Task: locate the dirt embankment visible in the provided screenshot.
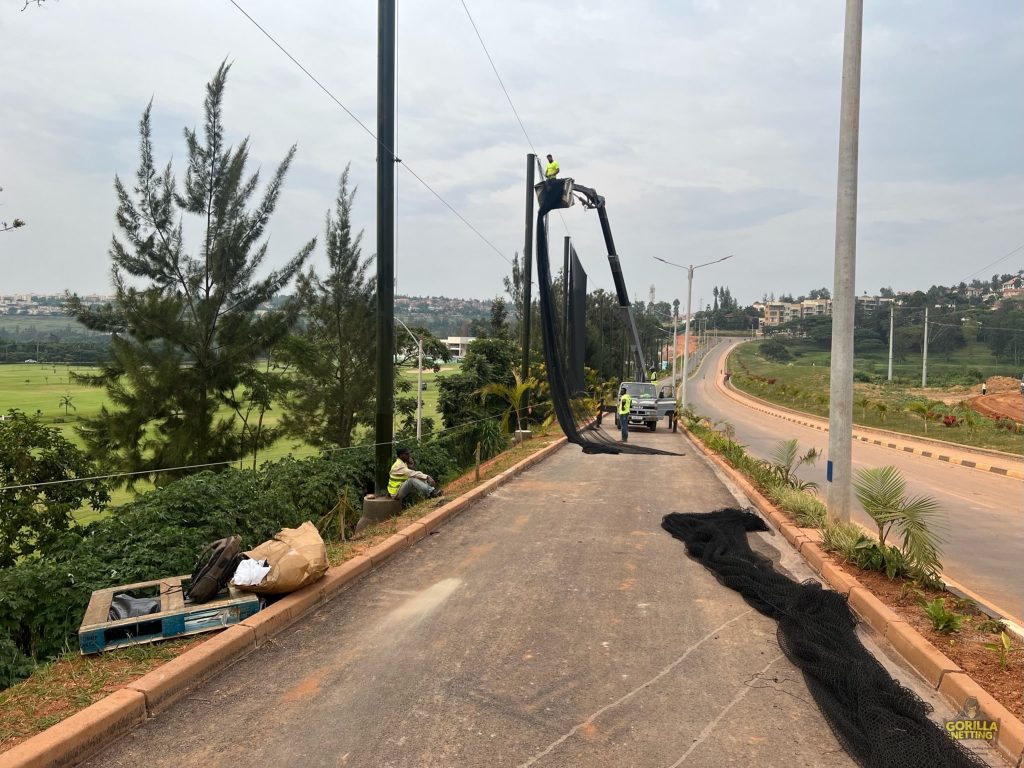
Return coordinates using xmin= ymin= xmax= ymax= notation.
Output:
xmin=972 ymin=376 xmax=1023 ymax=424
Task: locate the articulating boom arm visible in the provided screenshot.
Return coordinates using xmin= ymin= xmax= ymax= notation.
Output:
xmin=559 ymin=181 xmax=648 ymax=380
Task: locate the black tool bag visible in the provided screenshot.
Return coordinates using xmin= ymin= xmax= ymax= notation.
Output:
xmin=186 ymin=535 xmax=242 ymax=604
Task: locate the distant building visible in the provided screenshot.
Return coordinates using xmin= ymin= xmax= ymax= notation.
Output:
xmin=1001 ymin=276 xmax=1024 ymax=299
xmin=445 ymin=336 xmax=475 ymax=360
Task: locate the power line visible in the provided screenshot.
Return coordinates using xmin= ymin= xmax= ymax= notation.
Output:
xmin=0 ymin=410 xmax=509 ymax=493
xmin=226 ymin=0 xmax=512 ymax=266
xmin=457 ymin=0 xmax=574 ymax=243
xmin=954 ymin=242 xmax=1024 ymax=286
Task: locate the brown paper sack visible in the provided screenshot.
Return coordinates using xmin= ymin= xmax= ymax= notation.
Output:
xmin=236 ymin=521 xmax=328 ymax=594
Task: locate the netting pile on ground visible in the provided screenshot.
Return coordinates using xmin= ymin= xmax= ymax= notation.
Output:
xmin=535 ymin=186 xmax=677 ymax=456
xmin=661 ymin=508 xmax=988 ymax=768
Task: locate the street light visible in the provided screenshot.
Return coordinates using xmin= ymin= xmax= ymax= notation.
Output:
xmin=395 ymin=317 xmax=423 ymax=442
xmin=653 ymin=255 xmax=734 ymax=412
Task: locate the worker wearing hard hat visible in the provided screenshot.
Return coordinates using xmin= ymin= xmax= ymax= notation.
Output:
xmin=545 ymin=154 xmax=560 ymax=179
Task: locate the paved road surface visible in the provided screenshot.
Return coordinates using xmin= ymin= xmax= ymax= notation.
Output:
xmin=688 ymin=341 xmax=1024 ymax=620
xmin=85 ymin=430 xmax=999 ymax=767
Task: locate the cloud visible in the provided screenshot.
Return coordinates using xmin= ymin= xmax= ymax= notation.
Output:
xmin=0 ymin=0 xmax=1020 ymax=305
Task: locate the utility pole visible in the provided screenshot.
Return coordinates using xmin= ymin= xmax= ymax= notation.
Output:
xmin=563 ymin=236 xmax=570 ymax=365
xmin=826 ymin=0 xmax=863 ymax=525
xmin=922 ymin=305 xmax=929 ymax=387
xmin=672 ymin=311 xmax=678 ymax=397
xmin=373 ymin=0 xmax=397 ymax=497
xmin=887 ymin=301 xmax=894 ymax=381
xmin=521 ymin=154 xmax=535 ymax=388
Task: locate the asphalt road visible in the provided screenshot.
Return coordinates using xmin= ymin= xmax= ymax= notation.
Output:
xmin=82 ymin=430 xmax=997 ymax=768
xmin=687 ymin=341 xmax=1024 ymax=620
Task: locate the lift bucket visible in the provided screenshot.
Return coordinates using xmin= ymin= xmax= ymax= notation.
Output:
xmin=534 ymin=178 xmax=575 ymax=210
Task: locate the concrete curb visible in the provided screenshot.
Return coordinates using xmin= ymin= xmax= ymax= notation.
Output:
xmin=685 ymin=430 xmax=1024 ymax=767
xmin=0 ymin=436 xmax=569 ymax=768
xmin=717 ymin=352 xmax=1024 ymax=481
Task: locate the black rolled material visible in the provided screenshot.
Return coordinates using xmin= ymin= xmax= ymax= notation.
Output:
xmin=661 ymin=508 xmax=989 ymax=768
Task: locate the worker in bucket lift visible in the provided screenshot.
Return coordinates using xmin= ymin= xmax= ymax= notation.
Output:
xmin=545 ymin=154 xmax=560 ymax=179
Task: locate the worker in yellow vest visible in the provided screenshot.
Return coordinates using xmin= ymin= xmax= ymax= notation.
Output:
xmin=617 ymin=388 xmax=632 ymax=442
xmin=545 ymin=154 xmax=560 ymax=179
xmin=388 ymin=447 xmax=442 ymax=504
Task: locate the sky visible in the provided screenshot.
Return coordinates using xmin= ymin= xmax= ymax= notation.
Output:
xmin=1 ymin=0 xmax=1022 ymax=309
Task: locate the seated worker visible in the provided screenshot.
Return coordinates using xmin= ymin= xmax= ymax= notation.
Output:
xmin=388 ymin=446 xmax=443 ymax=503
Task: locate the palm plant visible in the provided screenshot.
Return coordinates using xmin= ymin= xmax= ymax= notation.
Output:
xmin=855 ymin=395 xmax=872 ymax=421
xmin=475 ymin=370 xmax=537 ymax=434
xmin=58 ymin=393 xmax=76 ymax=416
xmin=765 ymin=438 xmax=819 ymax=491
xmin=853 ymin=466 xmax=945 ymax=577
xmin=872 ymin=401 xmax=888 ymax=424
xmin=905 ymin=401 xmax=931 ymax=433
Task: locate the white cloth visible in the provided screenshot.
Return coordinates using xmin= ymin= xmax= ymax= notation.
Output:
xmin=232 ymin=558 xmax=271 ymax=587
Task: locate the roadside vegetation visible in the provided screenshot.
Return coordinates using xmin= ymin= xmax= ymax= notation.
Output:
xmin=729 ymin=340 xmax=1023 ymax=454
xmin=681 ymin=409 xmax=1023 ymax=720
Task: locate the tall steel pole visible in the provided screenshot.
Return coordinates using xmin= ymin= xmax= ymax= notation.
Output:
xmin=373 ymin=0 xmax=397 ymax=496
xmin=520 ymin=154 xmax=535 ymax=386
xmin=887 ymin=301 xmax=894 ymax=381
xmin=672 ymin=311 xmax=678 ymax=396
xmin=562 ymin=236 xmax=570 ymax=361
xmin=826 ymin=0 xmax=863 ymax=524
xmin=922 ymin=305 xmax=929 ymax=387
xmin=681 ymin=267 xmax=694 ymax=411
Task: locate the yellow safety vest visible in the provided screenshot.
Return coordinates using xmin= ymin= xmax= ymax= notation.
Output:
xmin=387 ymin=459 xmax=408 ymax=497
xmin=545 ymin=161 xmax=559 ymax=178
xmin=618 ymin=393 xmax=632 ymax=415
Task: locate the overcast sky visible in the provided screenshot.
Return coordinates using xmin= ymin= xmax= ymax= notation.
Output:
xmin=1 ymin=1 xmax=1021 ymax=308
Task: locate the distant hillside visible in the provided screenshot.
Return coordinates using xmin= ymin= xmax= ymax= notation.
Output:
xmin=396 ymin=295 xmax=493 ymax=337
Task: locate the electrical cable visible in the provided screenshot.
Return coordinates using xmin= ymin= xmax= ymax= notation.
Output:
xmin=0 ymin=409 xmax=510 ymax=493
xmin=457 ymin=0 xmax=574 ymax=243
xmin=226 ymin=0 xmax=512 ymax=266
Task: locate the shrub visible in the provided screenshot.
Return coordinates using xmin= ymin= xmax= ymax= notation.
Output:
xmin=921 ymin=597 xmax=964 ymax=634
xmin=760 ymin=339 xmax=791 ymax=363
xmin=770 ymin=486 xmax=827 ymax=528
xmin=852 ymin=466 xmax=945 ymax=579
xmin=0 ymin=441 xmax=463 ymax=690
xmin=822 ymin=521 xmax=869 ymax=562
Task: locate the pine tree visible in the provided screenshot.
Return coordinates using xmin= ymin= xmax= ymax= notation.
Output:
xmin=66 ymin=62 xmax=314 ymax=483
xmin=276 ymin=167 xmax=376 ymax=448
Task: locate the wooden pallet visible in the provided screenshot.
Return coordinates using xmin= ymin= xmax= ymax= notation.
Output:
xmin=78 ymin=575 xmax=260 ymax=654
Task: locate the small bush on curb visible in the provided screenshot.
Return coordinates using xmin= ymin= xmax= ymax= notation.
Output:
xmin=921 ymin=597 xmax=965 ymax=634
xmin=769 ymin=485 xmax=827 ymax=528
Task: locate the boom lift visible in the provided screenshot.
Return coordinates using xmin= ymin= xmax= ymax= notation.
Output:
xmin=535 ymin=178 xmax=648 ymax=381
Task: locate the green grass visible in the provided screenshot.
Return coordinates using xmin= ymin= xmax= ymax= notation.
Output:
xmin=2 ymin=361 xmax=458 ymax=520
xmin=729 ymin=341 xmax=1022 ymax=454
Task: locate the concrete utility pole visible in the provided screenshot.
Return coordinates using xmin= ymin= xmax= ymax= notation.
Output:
xmin=373 ymin=0 xmax=397 ymax=497
xmin=887 ymin=301 xmax=894 ymax=381
xmin=672 ymin=311 xmax=678 ymax=392
xmin=922 ymin=305 xmax=929 ymax=387
xmin=521 ymin=154 xmax=535 ymax=388
xmin=826 ymin=0 xmax=863 ymax=524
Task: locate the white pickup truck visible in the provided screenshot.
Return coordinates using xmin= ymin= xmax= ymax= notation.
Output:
xmin=614 ymin=381 xmax=676 ymax=432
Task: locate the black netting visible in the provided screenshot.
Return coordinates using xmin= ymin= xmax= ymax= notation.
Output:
xmin=535 ymin=183 xmax=677 ymax=456
xmin=661 ymin=508 xmax=988 ymax=768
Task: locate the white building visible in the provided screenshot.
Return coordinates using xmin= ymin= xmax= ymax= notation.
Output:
xmin=445 ymin=336 xmax=475 ymax=360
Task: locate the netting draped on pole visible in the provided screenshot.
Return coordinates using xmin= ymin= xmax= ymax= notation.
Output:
xmin=535 ymin=183 xmax=677 ymax=456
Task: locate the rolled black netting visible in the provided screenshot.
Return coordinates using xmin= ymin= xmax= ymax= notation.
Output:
xmin=661 ymin=508 xmax=988 ymax=768
xmin=535 ymin=183 xmax=677 ymax=456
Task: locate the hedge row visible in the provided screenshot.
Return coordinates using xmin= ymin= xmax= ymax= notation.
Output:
xmin=0 ymin=440 xmax=462 ymax=689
